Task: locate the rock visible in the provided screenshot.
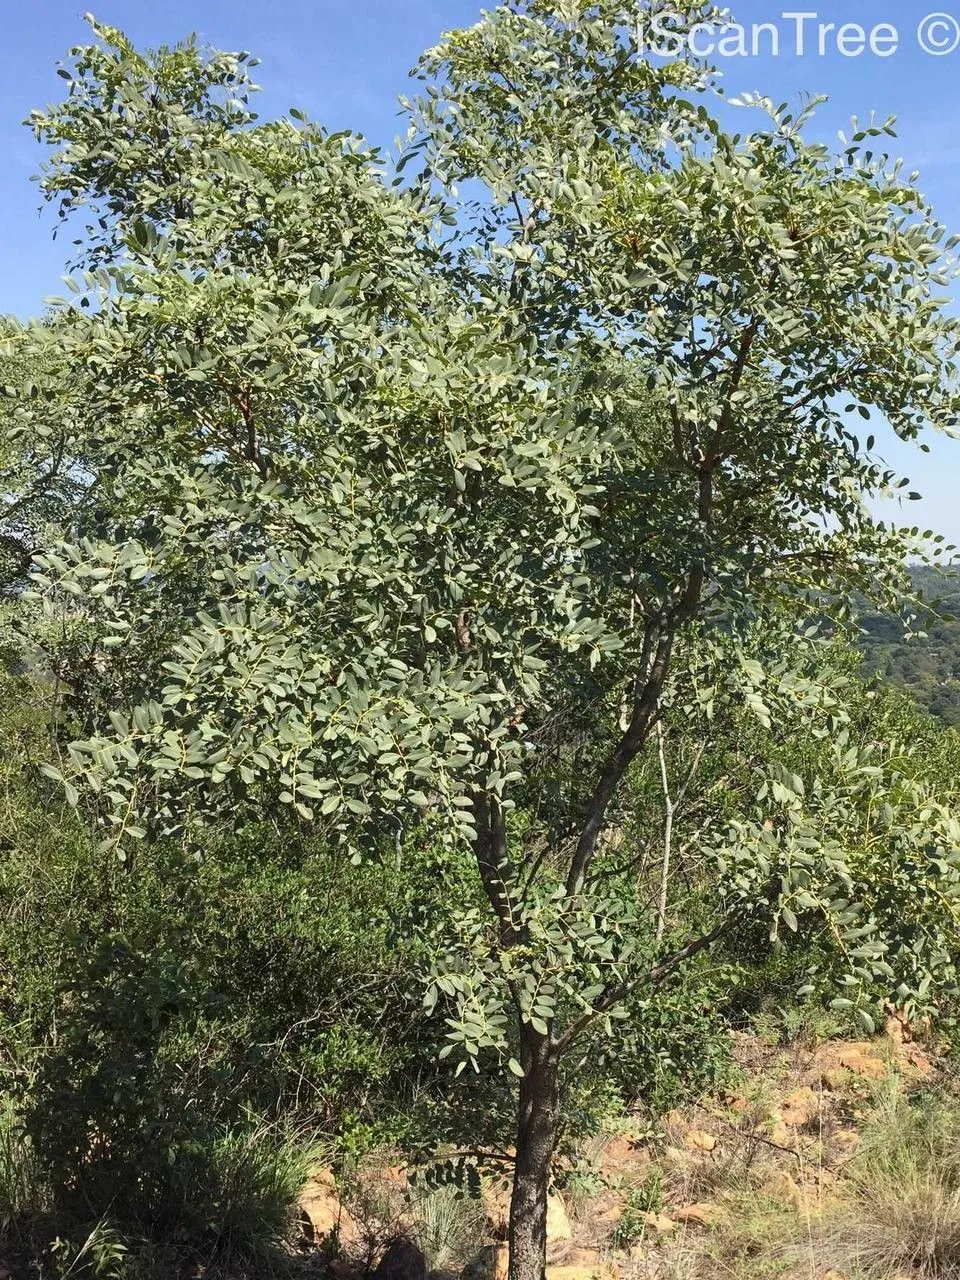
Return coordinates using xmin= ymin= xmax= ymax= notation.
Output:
xmin=600 ymin=1135 xmax=648 ymax=1174
xmin=838 ymin=1048 xmax=887 ymax=1080
xmin=602 ymin=1135 xmax=635 ymax=1164
xmin=643 ymin=1211 xmax=677 ymax=1234
xmin=763 ymin=1171 xmax=807 ymax=1213
xmin=905 ymin=1045 xmax=935 ymax=1078
xmin=546 ymin=1266 xmax=618 ymax=1280
xmin=767 ymin=1116 xmax=794 ymax=1149
xmin=595 ymin=1197 xmax=624 ymax=1226
xmin=781 ymin=1086 xmax=820 ymax=1128
xmin=885 ymin=1012 xmax=906 ymax=1045
xmin=482 ymin=1182 xmax=571 ymax=1244
xmin=462 ymin=1244 xmax=507 ymax=1280
xmin=559 ymin=1248 xmax=604 ymax=1267
xmin=673 ymin=1202 xmax=722 ymax=1228
xmin=428 ymin=1270 xmax=459 ymax=1280
xmin=884 ymin=1004 xmax=932 ymax=1047
xmin=684 ymin=1130 xmax=717 ymax=1153
xmin=489 ymin=1244 xmax=509 ymax=1280
xmin=373 ymin=1238 xmax=427 ymax=1280
xmin=821 ymin=1068 xmax=853 ymax=1091
xmin=299 ymin=1169 xmax=359 ymax=1247
xmin=831 ymin=1128 xmax=860 ymax=1154
xmin=481 ymin=1179 xmax=512 ymax=1239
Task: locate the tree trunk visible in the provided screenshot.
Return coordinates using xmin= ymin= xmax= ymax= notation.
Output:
xmin=508 ymin=1028 xmax=559 ymax=1280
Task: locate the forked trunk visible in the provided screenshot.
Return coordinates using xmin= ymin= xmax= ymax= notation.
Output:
xmin=508 ymin=1030 xmax=559 ymax=1280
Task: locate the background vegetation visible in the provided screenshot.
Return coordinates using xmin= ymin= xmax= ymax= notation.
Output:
xmin=860 ymin=565 xmax=960 ymax=725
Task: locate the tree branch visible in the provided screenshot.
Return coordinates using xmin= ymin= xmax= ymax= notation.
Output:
xmin=556 ymin=919 xmax=730 ymax=1053
xmin=473 ymin=791 xmax=522 ymax=947
xmin=565 ymin=627 xmax=673 ymax=897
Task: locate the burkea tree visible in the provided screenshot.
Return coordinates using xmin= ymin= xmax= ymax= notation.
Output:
xmin=13 ymin=7 xmax=960 ymax=1280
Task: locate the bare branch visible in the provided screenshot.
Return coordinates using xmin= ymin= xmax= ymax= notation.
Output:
xmin=654 ymin=718 xmax=674 ymax=943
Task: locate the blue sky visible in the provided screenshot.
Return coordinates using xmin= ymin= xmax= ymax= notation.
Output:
xmin=1 ymin=1 xmax=959 ymax=543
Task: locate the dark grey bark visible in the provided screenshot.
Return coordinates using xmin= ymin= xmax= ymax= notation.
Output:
xmin=508 ymin=1027 xmax=559 ymax=1280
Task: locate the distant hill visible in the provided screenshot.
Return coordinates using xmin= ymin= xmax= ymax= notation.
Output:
xmin=858 ymin=565 xmax=960 ymax=726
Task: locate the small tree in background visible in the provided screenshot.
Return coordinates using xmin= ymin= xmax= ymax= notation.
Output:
xmin=12 ymin=6 xmax=960 ymax=1279
xmin=0 ymin=319 xmax=86 ymax=600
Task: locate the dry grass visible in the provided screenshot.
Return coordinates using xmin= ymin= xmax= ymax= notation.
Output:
xmin=337 ymin=1150 xmax=490 ymax=1276
xmin=817 ymin=1169 xmax=960 ymax=1278
xmin=609 ymin=1076 xmax=960 ymax=1280
xmin=804 ymin=1083 xmax=960 ymax=1278
xmin=411 ymin=1184 xmax=488 ymax=1274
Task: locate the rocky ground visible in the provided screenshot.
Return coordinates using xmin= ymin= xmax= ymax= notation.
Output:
xmin=297 ymin=1014 xmax=946 ymax=1280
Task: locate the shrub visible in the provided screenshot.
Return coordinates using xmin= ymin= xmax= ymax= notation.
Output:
xmin=0 ymin=672 xmax=461 ymax=1267
xmin=410 ymin=1184 xmax=487 ymax=1274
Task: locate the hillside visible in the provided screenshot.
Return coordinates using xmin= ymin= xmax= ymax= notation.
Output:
xmin=288 ymin=1017 xmax=950 ymax=1280
xmin=859 ymin=565 xmax=960 ymax=725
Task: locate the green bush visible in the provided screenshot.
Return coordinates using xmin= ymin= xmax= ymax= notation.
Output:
xmin=2 ymin=826 xmax=455 ymax=1229
xmin=599 ymin=960 xmax=738 ymax=1116
xmin=0 ymin=1100 xmax=43 ymax=1236
xmin=0 ymin=671 xmax=463 ymax=1267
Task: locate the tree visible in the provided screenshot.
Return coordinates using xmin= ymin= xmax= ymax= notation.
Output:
xmin=14 ymin=8 xmax=960 ymax=1280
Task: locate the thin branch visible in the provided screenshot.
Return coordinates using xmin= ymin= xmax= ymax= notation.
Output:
xmin=565 ymin=627 xmax=673 ymax=897
xmin=472 ymin=791 xmax=521 ymax=948
xmin=556 ymin=919 xmax=730 ymax=1052
xmin=654 ymin=718 xmax=674 ymax=944
xmin=229 ymin=383 xmax=269 ymax=480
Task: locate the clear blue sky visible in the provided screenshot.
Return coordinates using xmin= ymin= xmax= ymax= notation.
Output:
xmin=2 ymin=0 xmax=959 ymax=544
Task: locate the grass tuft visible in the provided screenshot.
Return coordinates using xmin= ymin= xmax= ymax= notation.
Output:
xmin=411 ymin=1183 xmax=487 ymax=1273
xmin=803 ymin=1083 xmax=960 ymax=1279
xmin=0 ymin=1100 xmax=44 ymax=1234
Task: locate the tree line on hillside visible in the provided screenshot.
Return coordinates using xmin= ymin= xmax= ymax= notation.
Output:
xmin=859 ymin=565 xmax=960 ymax=725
